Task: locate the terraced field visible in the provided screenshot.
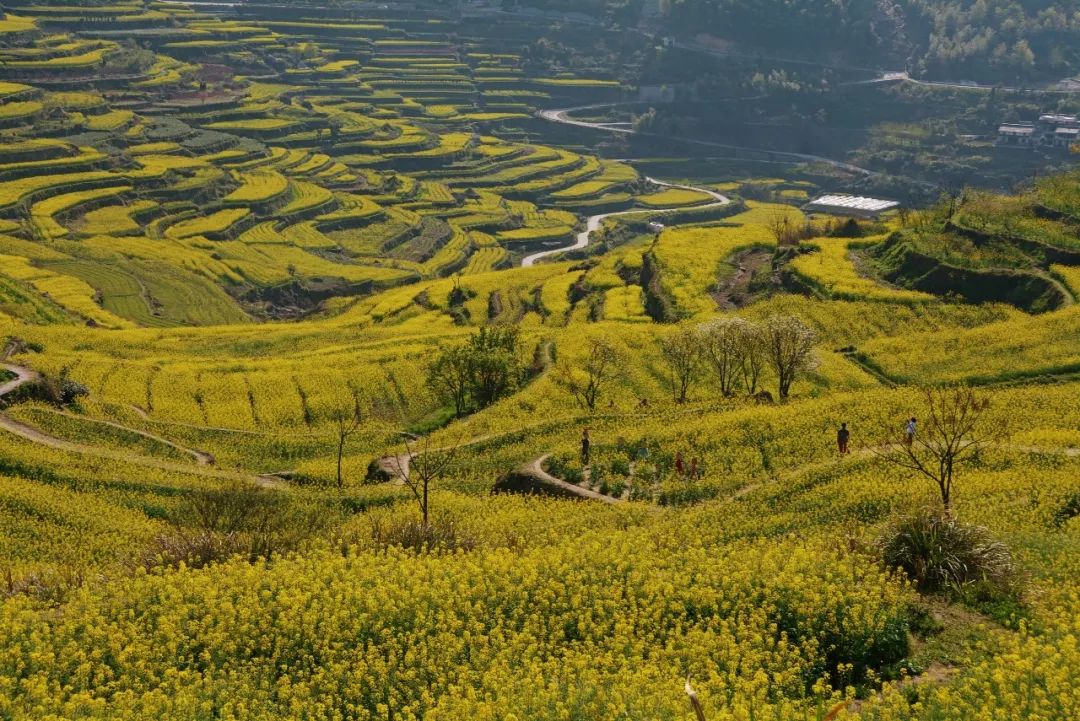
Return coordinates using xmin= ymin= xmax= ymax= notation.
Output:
xmin=0 ymin=3 xmax=1078 ymax=721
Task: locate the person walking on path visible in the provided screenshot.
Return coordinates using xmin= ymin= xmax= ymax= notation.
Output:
xmin=581 ymin=428 xmax=591 ymax=466
xmin=675 ymin=450 xmax=685 ymax=476
xmin=904 ymin=417 xmax=917 ymax=447
xmin=837 ymin=423 xmax=850 ymax=455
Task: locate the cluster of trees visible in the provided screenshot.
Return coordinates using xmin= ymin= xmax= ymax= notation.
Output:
xmin=554 ymin=316 xmax=818 ymax=414
xmin=660 ymin=315 xmax=818 ymax=403
xmin=516 ymin=0 xmax=1080 ymax=82
xmin=669 ymin=0 xmax=1080 ymax=81
xmin=908 ymin=0 xmax=1080 ymax=82
xmin=426 ymin=327 xmax=525 ymax=418
xmin=660 ymin=0 xmax=900 ymax=61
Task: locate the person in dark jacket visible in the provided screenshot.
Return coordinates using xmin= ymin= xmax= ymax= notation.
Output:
xmin=837 ymin=423 xmax=850 ymax=455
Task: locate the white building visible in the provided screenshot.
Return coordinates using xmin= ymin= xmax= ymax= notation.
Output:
xmin=998 ymin=123 xmax=1036 ymax=146
xmin=804 ymin=194 xmax=899 ymax=220
xmin=998 ymin=114 xmax=1078 ymax=149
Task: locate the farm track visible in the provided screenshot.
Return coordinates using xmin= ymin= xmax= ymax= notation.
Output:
xmin=375 ymin=342 xmax=558 ymax=483
xmin=125 ymin=403 xmax=291 ymax=437
xmin=6 ymin=353 xmax=1077 ymax=501
xmin=0 ymin=362 xmax=40 ymax=398
xmin=731 ymin=442 xmax=1079 ymax=501
xmin=843 ymin=350 xmax=1080 ymax=390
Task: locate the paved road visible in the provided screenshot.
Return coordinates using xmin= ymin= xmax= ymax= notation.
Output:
xmin=521 ymin=176 xmax=730 ymax=267
xmin=538 ymin=104 xmax=878 ymax=177
xmin=538 ymin=103 xmax=950 ymax=197
xmin=673 ymin=41 xmax=1078 ymax=93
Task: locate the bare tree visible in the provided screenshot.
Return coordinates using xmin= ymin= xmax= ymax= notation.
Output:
xmin=699 ymin=317 xmax=768 ymax=397
xmin=737 ymin=320 xmax=766 ymax=395
xmin=557 ymin=337 xmax=622 ymax=412
xmin=762 ymin=315 xmax=817 ymax=399
xmin=872 ymin=386 xmax=1005 ymax=514
xmin=698 ymin=318 xmax=743 ymax=397
xmin=766 ymin=211 xmax=812 ymax=246
xmin=660 ymin=325 xmax=701 ymax=404
xmin=392 ymin=433 xmax=458 ymax=526
xmin=766 ymin=211 xmax=795 ymax=246
xmin=331 ymin=397 xmax=363 ymax=490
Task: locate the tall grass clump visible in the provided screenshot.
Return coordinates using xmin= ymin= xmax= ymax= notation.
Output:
xmin=878 ymin=507 xmax=1020 ymax=603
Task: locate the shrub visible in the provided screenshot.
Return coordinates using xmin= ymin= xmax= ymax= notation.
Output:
xmin=878 ymin=508 xmax=1019 ymax=600
xmin=156 ymin=483 xmax=330 ymax=566
xmin=1 ymin=565 xmax=86 ymax=604
xmin=609 ymin=457 xmax=630 ymax=477
xmin=369 ymin=516 xmax=477 ymax=553
xmin=545 ymin=453 xmax=583 ymax=484
xmin=15 ymin=371 xmax=89 ymax=408
xmin=1053 ymin=491 xmax=1080 ymax=528
xmin=136 ymin=530 xmax=248 ymax=572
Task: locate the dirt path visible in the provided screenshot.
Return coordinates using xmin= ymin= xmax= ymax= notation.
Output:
xmin=515 ymin=454 xmax=624 ymax=504
xmin=0 ymin=411 xmax=286 ymax=488
xmin=0 ymin=355 xmax=284 ymax=489
xmin=0 ymin=362 xmax=40 ymax=398
xmin=373 ymin=342 xmax=558 ymax=482
xmin=41 ymin=407 xmax=216 ymax=466
xmin=728 ymin=441 xmax=1080 ymax=502
xmin=712 ymin=247 xmax=772 ymax=310
xmin=373 ymin=429 xmax=515 ymax=486
xmin=124 ymin=403 xmax=278 ymax=436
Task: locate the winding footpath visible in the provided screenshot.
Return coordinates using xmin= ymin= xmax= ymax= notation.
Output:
xmin=0 ymin=362 xmax=40 ymax=399
xmin=517 ymin=438 xmax=1079 ymax=506
xmin=0 ymin=348 xmax=285 ymax=489
xmin=521 ymin=176 xmax=730 ymax=267
xmin=515 ymin=454 xmax=623 ymax=504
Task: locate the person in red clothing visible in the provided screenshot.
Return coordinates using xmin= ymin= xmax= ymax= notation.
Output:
xmin=837 ymin=423 xmax=850 ymax=455
xmin=675 ymin=450 xmax=685 ymax=476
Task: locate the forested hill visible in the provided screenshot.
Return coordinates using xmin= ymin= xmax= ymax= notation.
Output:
xmin=506 ymin=0 xmax=1080 ymax=84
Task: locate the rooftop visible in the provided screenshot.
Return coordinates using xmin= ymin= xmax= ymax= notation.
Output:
xmin=1039 ymin=114 xmax=1078 ymax=125
xmin=806 ymin=194 xmax=900 ymax=213
xmin=999 ymin=124 xmax=1035 ymax=134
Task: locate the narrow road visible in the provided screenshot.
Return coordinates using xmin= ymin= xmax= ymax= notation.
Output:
xmin=539 ymin=104 xmax=879 ymax=177
xmin=521 ymin=176 xmax=730 ymax=267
